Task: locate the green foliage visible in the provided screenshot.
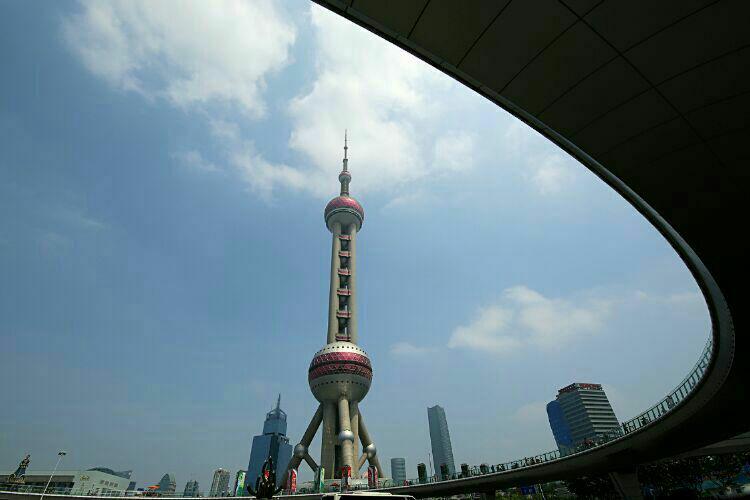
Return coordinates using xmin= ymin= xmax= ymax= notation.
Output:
xmin=562 ymin=474 xmax=617 ymax=499
xmin=638 ymin=451 xmax=750 ymax=497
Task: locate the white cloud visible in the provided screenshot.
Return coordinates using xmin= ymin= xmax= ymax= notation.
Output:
xmin=390 ymin=341 xmax=437 ymax=357
xmin=172 ymin=150 xmax=220 ymax=173
xmin=63 ymin=0 xmax=296 ymax=116
xmin=274 ymin=6 xmax=473 ymax=198
xmin=448 ymin=286 xmax=611 ymax=355
xmin=530 ymin=154 xmax=574 ymax=195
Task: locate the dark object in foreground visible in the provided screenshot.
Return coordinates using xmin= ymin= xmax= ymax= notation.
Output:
xmin=247 ymin=457 xmax=283 ymax=499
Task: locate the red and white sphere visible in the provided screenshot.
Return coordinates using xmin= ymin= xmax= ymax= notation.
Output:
xmin=308 ymin=342 xmax=372 ymax=403
xmin=324 ymin=196 xmax=364 ymax=232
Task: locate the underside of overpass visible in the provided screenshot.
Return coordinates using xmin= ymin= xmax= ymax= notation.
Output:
xmin=310 ymin=0 xmax=749 ymax=496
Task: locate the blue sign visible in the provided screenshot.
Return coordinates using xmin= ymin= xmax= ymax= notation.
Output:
xmin=520 ymin=485 xmax=536 ymax=495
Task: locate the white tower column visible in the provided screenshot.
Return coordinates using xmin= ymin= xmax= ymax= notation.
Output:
xmin=327 ymin=222 xmax=342 ymax=344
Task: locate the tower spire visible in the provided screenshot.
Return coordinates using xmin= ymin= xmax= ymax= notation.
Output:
xmin=276 ymin=393 xmax=281 ymax=411
xmin=339 ymin=130 xmax=351 ymax=196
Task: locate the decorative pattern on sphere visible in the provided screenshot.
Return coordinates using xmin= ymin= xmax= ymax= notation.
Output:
xmin=308 ymin=351 xmax=372 ymax=382
xmin=325 ymin=196 xmax=364 ymax=222
xmin=308 ymin=342 xmax=372 ymax=403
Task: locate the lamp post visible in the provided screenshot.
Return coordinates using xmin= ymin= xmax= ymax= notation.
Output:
xmin=40 ymin=451 xmax=67 ymax=500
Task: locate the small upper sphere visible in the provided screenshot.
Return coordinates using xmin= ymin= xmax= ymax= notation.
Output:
xmin=325 ymin=196 xmax=364 ymax=232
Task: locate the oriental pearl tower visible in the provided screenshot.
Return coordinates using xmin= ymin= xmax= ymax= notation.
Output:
xmin=283 ymin=133 xmax=383 ymax=482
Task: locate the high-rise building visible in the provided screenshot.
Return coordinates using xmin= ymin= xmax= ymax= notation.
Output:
xmin=209 ymin=469 xmax=230 ymax=497
xmin=427 ymin=405 xmax=456 ymax=477
xmin=247 ymin=396 xmax=292 ymax=489
xmin=547 ymin=383 xmax=619 ymax=449
xmin=546 ymin=400 xmax=574 ymax=453
xmin=232 ymin=471 xmax=246 ymax=497
xmin=157 ymin=474 xmax=176 ymax=495
xmin=183 ymin=480 xmax=199 ymax=497
xmin=283 ymin=135 xmax=382 ymax=481
xmin=390 ymin=458 xmax=406 ymax=485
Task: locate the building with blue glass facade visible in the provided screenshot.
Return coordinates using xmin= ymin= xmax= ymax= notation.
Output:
xmin=546 ymin=400 xmax=573 ymax=454
xmin=547 ymin=383 xmax=619 ymax=453
xmin=246 ymin=395 xmax=292 ymax=489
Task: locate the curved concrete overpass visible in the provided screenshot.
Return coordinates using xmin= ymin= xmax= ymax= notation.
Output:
xmin=311 ymin=0 xmax=749 ymax=495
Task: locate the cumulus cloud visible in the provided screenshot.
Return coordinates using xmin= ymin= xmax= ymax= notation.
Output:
xmin=278 ymin=6 xmax=473 ymax=198
xmin=62 ymin=0 xmax=296 ymax=116
xmin=448 ymin=286 xmax=611 ymax=354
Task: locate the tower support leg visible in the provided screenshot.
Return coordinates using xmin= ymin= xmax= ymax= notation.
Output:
xmin=358 ymin=413 xmax=384 ymax=477
xmin=350 ymin=402 xmax=360 ymax=471
xmin=282 ymin=404 xmax=323 ymax=482
xmin=609 ymin=469 xmax=644 ymax=499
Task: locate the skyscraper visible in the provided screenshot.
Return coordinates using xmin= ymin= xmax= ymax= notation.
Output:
xmin=427 ymin=405 xmax=455 ymax=477
xmin=283 ymin=135 xmax=382 ymax=481
xmin=157 ymin=474 xmax=176 ymax=495
xmin=390 ymin=458 xmax=406 ymax=485
xmin=183 ymin=480 xmax=199 ymax=497
xmin=209 ymin=469 xmax=230 ymax=497
xmin=232 ymin=471 xmax=246 ymax=497
xmin=546 ymin=399 xmax=574 ymax=453
xmin=547 ymin=383 xmax=619 ymax=449
xmin=247 ymin=396 xmax=292 ymax=489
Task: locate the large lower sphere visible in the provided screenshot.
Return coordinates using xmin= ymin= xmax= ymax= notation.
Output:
xmin=308 ymin=342 xmax=372 ymax=403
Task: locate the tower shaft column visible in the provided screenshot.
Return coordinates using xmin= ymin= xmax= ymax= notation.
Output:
xmin=338 ymin=397 xmax=356 ymax=472
xmin=327 ymin=222 xmax=342 ymax=344
xmin=348 ymin=224 xmax=358 ymax=344
xmin=321 ymin=402 xmax=337 ymax=479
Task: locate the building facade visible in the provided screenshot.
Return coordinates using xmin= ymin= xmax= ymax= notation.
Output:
xmin=183 ymin=480 xmax=199 ymax=497
xmin=547 ymin=383 xmax=619 ymax=450
xmin=233 ymin=471 xmax=246 ymax=497
xmin=546 ymin=400 xmax=574 ymax=453
xmin=427 ymin=405 xmax=456 ymax=477
xmin=282 ymin=136 xmax=382 ymax=482
xmin=209 ymin=469 xmax=230 ymax=497
xmin=157 ymin=474 xmax=176 ymax=495
xmin=0 ymin=468 xmax=131 ymax=496
xmin=390 ymin=458 xmax=406 ymax=485
xmin=247 ymin=396 xmax=292 ymax=489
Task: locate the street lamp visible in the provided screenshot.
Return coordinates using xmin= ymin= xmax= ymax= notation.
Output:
xmin=40 ymin=451 xmax=67 ymax=500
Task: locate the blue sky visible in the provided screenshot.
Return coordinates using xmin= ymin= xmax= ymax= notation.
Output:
xmin=1 ymin=0 xmax=710 ymax=491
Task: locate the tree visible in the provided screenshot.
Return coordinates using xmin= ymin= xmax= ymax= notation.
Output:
xmin=700 ymin=452 xmax=750 ymax=494
xmin=562 ymin=474 xmax=617 ymax=499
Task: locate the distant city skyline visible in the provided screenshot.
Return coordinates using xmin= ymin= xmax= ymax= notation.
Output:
xmin=1 ymin=0 xmax=709 ymax=493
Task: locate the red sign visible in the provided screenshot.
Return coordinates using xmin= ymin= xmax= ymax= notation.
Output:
xmin=559 ymin=382 xmax=602 ymax=394
xmin=367 ymin=465 xmax=378 ymax=488
xmin=287 ymin=469 xmax=297 ymax=493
